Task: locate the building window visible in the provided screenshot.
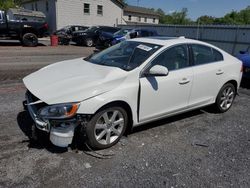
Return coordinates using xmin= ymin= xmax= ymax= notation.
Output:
xmin=35 ymin=2 xmax=38 ymax=11
xmin=128 ymin=15 xmax=132 ymax=21
xmin=84 ymin=3 xmax=90 ymax=14
xmin=138 ymin=16 xmax=141 ymax=22
xmin=46 ymin=1 xmax=49 ymax=12
xmin=97 ymin=5 xmax=103 ymax=15
xmin=153 ymin=18 xmax=155 ymax=23
xmin=144 ymin=17 xmax=147 ymax=22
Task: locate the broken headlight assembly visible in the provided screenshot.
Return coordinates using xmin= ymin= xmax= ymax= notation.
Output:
xmin=38 ymin=103 xmax=80 ymax=119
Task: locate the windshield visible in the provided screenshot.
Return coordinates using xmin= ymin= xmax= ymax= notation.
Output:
xmin=114 ymin=29 xmax=131 ymax=37
xmin=84 ymin=41 xmax=162 ymax=71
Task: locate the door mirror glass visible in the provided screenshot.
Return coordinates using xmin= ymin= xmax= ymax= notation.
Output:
xmin=145 ymin=65 xmax=169 ymax=77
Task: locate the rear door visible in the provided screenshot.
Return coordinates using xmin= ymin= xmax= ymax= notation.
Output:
xmin=188 ymin=44 xmax=225 ymax=108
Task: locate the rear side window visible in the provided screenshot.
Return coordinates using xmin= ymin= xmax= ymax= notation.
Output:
xmin=212 ymin=48 xmax=224 ymax=61
xmin=191 ymin=44 xmax=224 ymax=65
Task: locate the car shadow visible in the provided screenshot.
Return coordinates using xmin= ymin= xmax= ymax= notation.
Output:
xmin=132 ymin=109 xmax=203 ymax=134
xmin=17 ymin=111 xmax=68 ymax=153
xmin=241 ymin=78 xmax=250 ymax=89
xmin=0 ymin=41 xmax=46 ymax=47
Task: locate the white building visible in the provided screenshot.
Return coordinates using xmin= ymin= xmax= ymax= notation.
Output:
xmin=123 ymin=5 xmax=159 ymax=25
xmin=21 ymin=0 xmax=160 ymax=33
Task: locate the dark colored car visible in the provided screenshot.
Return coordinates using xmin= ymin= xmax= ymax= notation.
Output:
xmin=54 ymin=25 xmax=88 ymax=45
xmin=72 ymin=26 xmax=120 ymax=47
xmin=237 ymin=46 xmax=250 ymax=79
xmin=96 ymin=28 xmax=158 ymax=50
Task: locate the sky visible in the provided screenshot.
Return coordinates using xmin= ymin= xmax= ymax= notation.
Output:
xmin=126 ymin=0 xmax=250 ymax=20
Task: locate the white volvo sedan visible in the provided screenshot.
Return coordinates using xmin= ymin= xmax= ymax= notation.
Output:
xmin=23 ymin=37 xmax=242 ymax=149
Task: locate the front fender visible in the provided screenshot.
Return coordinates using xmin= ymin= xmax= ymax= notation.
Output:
xmin=77 ymin=83 xmax=139 ymax=125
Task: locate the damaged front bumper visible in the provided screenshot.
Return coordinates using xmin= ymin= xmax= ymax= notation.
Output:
xmin=25 ymin=92 xmax=50 ymax=132
xmin=24 ymin=92 xmax=77 ymax=147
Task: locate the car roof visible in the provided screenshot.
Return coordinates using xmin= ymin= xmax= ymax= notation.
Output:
xmin=130 ymin=36 xmax=216 ymax=48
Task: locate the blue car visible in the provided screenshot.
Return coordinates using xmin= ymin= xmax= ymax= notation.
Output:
xmin=96 ymin=29 xmax=132 ymax=49
xmin=96 ymin=28 xmax=158 ymax=49
xmin=237 ymin=47 xmax=250 ymax=79
xmin=112 ymin=29 xmax=158 ymax=45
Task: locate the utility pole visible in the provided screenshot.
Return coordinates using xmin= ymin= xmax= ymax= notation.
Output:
xmin=137 ymin=0 xmax=140 ymax=6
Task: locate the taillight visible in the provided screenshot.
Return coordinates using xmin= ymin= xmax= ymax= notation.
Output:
xmin=43 ymin=23 xmax=48 ymax=29
xmin=241 ymin=64 xmax=244 ymax=73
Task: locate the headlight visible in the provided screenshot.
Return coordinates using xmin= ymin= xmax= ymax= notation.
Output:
xmin=38 ymin=103 xmax=80 ymax=119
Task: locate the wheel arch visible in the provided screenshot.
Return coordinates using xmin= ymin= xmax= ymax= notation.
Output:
xmin=22 ymin=28 xmax=38 ymax=37
xmin=95 ymin=100 xmax=134 ymax=135
xmin=223 ymin=79 xmax=238 ymax=92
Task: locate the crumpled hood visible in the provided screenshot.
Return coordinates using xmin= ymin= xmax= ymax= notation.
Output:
xmin=23 ymin=58 xmax=127 ymax=104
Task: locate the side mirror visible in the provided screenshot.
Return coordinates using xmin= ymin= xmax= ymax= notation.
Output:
xmin=144 ymin=65 xmax=169 ymax=77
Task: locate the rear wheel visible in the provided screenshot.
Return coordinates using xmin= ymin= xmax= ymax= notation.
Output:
xmin=22 ymin=33 xmax=38 ymax=47
xmin=85 ymin=106 xmax=128 ymax=149
xmin=214 ymin=83 xmax=236 ymax=113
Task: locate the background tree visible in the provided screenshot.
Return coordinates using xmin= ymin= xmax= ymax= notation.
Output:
xmin=196 ymin=16 xmax=215 ymax=25
xmin=171 ymin=8 xmax=192 ymax=24
xmin=0 ymin=0 xmax=21 ymax=10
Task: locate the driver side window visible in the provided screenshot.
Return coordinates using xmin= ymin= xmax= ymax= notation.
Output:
xmin=150 ymin=44 xmax=189 ymax=71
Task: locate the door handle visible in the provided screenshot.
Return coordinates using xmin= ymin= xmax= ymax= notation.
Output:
xmin=216 ymin=70 xmax=224 ymax=75
xmin=179 ymin=78 xmax=190 ymax=85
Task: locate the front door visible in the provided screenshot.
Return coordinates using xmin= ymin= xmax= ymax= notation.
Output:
xmin=139 ymin=44 xmax=193 ymax=122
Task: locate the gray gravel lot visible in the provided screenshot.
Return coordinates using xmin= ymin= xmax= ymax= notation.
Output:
xmin=0 ymin=43 xmax=250 ymax=188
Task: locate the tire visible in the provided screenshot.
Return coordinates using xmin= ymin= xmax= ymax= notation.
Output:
xmin=85 ymin=38 xmax=94 ymax=47
xmin=214 ymin=83 xmax=236 ymax=113
xmin=22 ymin=33 xmax=38 ymax=47
xmin=85 ymin=106 xmax=128 ymax=149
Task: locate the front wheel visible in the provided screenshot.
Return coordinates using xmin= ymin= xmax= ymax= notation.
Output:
xmin=214 ymin=83 xmax=236 ymax=113
xmin=85 ymin=106 xmax=128 ymax=149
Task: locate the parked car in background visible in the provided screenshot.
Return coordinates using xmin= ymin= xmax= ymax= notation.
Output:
xmin=96 ymin=28 xmax=158 ymax=49
xmin=236 ymin=46 xmax=250 ymax=79
xmin=23 ymin=37 xmax=242 ymax=149
xmin=96 ymin=28 xmax=132 ymax=49
xmin=0 ymin=8 xmax=48 ymax=46
xmin=129 ymin=29 xmax=158 ymax=39
xmin=54 ymin=25 xmax=88 ymax=45
xmin=72 ymin=26 xmax=120 ymax=47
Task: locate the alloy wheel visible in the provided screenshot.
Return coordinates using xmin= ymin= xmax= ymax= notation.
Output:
xmin=94 ymin=110 xmax=124 ymax=145
xmin=219 ymin=86 xmax=235 ymax=111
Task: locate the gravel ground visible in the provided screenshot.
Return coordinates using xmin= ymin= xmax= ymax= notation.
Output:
xmin=0 ymin=44 xmax=249 ymax=188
